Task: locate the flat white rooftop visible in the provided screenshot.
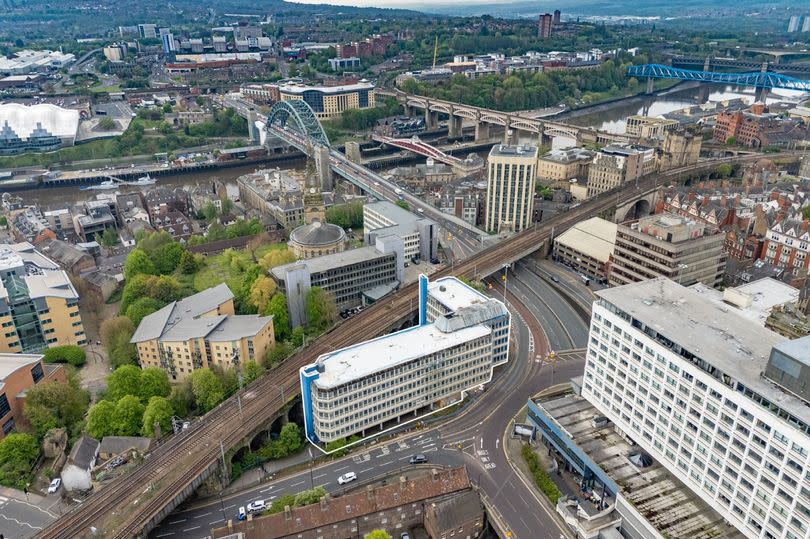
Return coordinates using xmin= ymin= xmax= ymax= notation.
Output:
xmin=596 ymin=278 xmax=810 ymax=423
xmin=0 ymin=353 xmax=43 ymax=381
xmin=690 ymin=277 xmax=799 ymax=326
xmin=312 ymin=322 xmax=491 ymax=390
xmin=428 ymin=276 xmax=491 ymax=313
xmin=554 ymin=217 xmax=617 ymax=263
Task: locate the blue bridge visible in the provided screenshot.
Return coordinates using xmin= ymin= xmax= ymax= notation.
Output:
xmin=627 ymin=63 xmax=810 ymax=92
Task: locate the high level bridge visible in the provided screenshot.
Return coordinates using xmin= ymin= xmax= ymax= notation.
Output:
xmin=34 ymin=100 xmax=783 ymax=539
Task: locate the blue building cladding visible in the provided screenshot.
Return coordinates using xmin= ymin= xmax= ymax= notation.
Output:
xmin=526 ymin=399 xmax=618 ymax=497
xmin=358 ymin=90 xmax=369 ymax=108
xmin=418 ymin=274 xmax=428 ymax=326
xmin=299 ymin=365 xmax=321 ymax=443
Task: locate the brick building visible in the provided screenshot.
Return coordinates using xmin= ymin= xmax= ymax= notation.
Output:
xmin=0 ymin=353 xmax=64 ymax=438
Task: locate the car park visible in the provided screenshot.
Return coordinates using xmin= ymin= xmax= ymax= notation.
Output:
xmin=247 ymin=500 xmax=266 ymax=513
xmin=338 ymin=471 xmax=357 ymax=485
xmin=47 ymin=477 xmax=61 ymax=493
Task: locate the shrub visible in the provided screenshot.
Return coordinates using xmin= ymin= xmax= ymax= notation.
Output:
xmin=521 ymin=443 xmax=561 ymax=504
xmin=43 ymin=345 xmax=86 ymax=367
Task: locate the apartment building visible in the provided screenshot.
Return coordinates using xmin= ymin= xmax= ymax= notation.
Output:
xmin=761 ymin=219 xmax=810 ymax=275
xmin=422 ymin=275 xmax=510 ymax=366
xmin=278 ymin=82 xmax=375 ymax=120
xmin=130 ymin=284 xmax=274 ymax=381
xmin=658 ymin=130 xmax=702 ymax=172
xmin=536 ymin=147 xmax=595 ymax=188
xmin=609 ymin=214 xmax=727 ymax=288
xmin=586 ymin=144 xmax=655 ymax=197
xmin=363 ymin=201 xmax=438 ymax=261
xmin=300 ymin=301 xmax=495 ymax=446
xmin=0 ymin=242 xmax=86 ymax=352
xmin=0 ymin=353 xmax=64 ymax=438
xmin=271 ymin=236 xmax=404 ymax=328
xmin=553 ymin=217 xmax=617 ymax=283
xmin=582 ymin=278 xmax=810 ymax=539
xmin=485 ymin=144 xmax=539 ymax=233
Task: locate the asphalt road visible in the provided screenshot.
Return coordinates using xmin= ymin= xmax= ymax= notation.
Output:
xmin=0 ymin=491 xmax=60 ymax=539
xmin=150 ymin=282 xmax=587 ymax=539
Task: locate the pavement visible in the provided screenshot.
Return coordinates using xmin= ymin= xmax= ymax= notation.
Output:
xmin=149 ymin=275 xmax=588 ymax=539
xmin=0 ymin=486 xmax=61 ymax=539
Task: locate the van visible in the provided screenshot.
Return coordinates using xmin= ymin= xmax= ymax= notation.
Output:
xmin=238 ymin=506 xmax=247 ymax=520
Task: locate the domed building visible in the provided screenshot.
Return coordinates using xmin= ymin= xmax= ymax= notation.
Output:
xmin=288 ymin=220 xmax=347 ymax=259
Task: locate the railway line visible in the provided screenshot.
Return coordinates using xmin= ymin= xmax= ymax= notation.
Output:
xmin=35 ymin=151 xmax=781 ymax=539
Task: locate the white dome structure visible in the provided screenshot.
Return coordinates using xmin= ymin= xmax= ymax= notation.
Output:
xmin=0 ymin=103 xmax=79 ymax=148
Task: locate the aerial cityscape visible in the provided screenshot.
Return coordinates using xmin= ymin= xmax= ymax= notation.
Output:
xmin=1 ymin=1 xmax=810 ymax=539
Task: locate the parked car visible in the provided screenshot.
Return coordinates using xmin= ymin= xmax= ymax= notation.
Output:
xmin=47 ymin=477 xmax=61 ymax=493
xmin=430 ymin=258 xmax=440 ymax=264
xmin=409 ymin=454 xmax=428 ymax=464
xmin=401 ymin=533 xmax=411 ymax=539
xmin=338 ymin=471 xmax=357 ymax=485
xmin=247 ymin=500 xmax=266 ymax=513
xmin=238 ymin=506 xmax=247 ymax=520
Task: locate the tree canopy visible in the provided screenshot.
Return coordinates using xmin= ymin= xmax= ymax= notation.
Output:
xmin=0 ymin=433 xmax=40 ymax=488
xmin=101 ymin=316 xmax=138 ymax=368
xmin=190 ymin=369 xmax=225 ymax=412
xmin=23 ymin=372 xmax=89 ymax=439
xmin=42 ymin=345 xmax=86 ymax=367
xmin=266 ymin=293 xmax=290 ymax=340
xmin=305 ymin=287 xmax=338 ymax=331
xmin=142 ymin=396 xmax=174 ymax=437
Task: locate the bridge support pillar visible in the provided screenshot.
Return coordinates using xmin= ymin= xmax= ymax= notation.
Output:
xmin=425 ymin=110 xmax=438 ymax=130
xmin=475 ymin=122 xmax=490 ymax=142
xmin=703 ymin=56 xmax=711 ymax=72
xmin=403 ymin=104 xmax=413 ymax=117
xmin=755 ymin=86 xmax=769 ymax=103
xmin=645 ymin=77 xmax=654 ymax=95
xmin=314 ymin=144 xmax=333 ymax=191
xmin=448 ymin=115 xmax=462 ymax=138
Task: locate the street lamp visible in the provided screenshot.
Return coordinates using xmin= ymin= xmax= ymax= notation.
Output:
xmin=501 ymin=263 xmax=509 ymax=305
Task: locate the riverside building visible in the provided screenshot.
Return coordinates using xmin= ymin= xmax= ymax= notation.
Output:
xmin=582 ymin=278 xmax=810 ymax=539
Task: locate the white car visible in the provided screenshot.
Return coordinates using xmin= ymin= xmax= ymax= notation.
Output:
xmin=246 ymin=500 xmax=266 ymax=513
xmin=337 ymin=471 xmax=357 ymax=485
xmin=47 ymin=478 xmax=61 ymax=493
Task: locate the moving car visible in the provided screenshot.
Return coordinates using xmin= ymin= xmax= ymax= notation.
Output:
xmin=247 ymin=500 xmax=266 ymax=513
xmin=47 ymin=477 xmax=61 ymax=493
xmin=338 ymin=471 xmax=357 ymax=485
xmin=238 ymin=506 xmax=247 ymax=520
xmin=409 ymin=454 xmax=428 ymax=464
xmin=551 ymin=275 xmax=560 ymax=283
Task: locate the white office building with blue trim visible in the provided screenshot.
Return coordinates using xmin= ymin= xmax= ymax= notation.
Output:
xmin=300 ymin=275 xmax=510 ymax=449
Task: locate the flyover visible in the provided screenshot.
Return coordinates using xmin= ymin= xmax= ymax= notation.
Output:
xmin=34 ymin=104 xmax=786 ymax=539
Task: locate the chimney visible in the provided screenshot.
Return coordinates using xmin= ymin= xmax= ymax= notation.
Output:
xmin=284 ymin=505 xmax=292 ymax=520
xmin=320 ymin=495 xmax=329 ymax=511
xmin=399 ymin=475 xmax=406 ymax=490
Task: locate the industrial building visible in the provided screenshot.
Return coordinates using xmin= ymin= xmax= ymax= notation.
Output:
xmin=581 ymin=278 xmax=810 ymax=539
xmin=363 ymin=201 xmax=438 ymax=261
xmin=277 ymin=82 xmax=375 ymax=120
xmin=300 ymin=276 xmax=501 ymax=448
xmin=130 ymin=284 xmax=274 ymax=381
xmin=609 ymin=213 xmax=726 ymax=288
xmin=485 ymin=144 xmax=539 ymax=234
xmin=271 ymin=235 xmax=405 ymax=328
xmin=553 ymin=217 xmax=617 ymax=283
xmin=0 ymin=242 xmax=86 ymax=352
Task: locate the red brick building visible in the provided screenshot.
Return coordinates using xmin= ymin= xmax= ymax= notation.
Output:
xmin=762 ymin=218 xmax=810 ymax=274
xmin=0 ymin=354 xmax=65 ymax=438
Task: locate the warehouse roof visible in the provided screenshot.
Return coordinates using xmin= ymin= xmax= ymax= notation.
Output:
xmin=554 ymin=217 xmax=617 ymax=264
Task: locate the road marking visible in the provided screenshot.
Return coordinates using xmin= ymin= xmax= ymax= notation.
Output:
xmin=193 ymin=512 xmax=211 ymax=518
xmin=155 ymin=533 xmax=175 ymax=537
xmin=379 ymin=460 xmax=393 ymax=466
xmin=168 ymin=519 xmax=186 ymax=524
xmin=313 ymin=474 xmax=326 ymax=479
xmin=335 ymin=465 xmax=349 ymax=471
xmin=421 ymin=443 xmax=436 ymax=449
xmin=209 ymin=519 xmax=224 ymax=525
xmin=378 ymin=446 xmax=390 ymax=456
xmin=291 ymin=481 xmax=305 ymax=487
xmin=259 ymin=485 xmax=274 ymax=493
xmin=182 ymin=526 xmax=200 ymax=532
xmin=359 ymin=467 xmax=374 ymax=473
xmin=224 ymin=504 xmax=236 ymax=510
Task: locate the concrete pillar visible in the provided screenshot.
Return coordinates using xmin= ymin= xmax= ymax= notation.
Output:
xmin=703 ymin=56 xmax=711 ymax=71
xmin=448 ymin=115 xmax=462 ymax=138
xmin=403 ymin=104 xmax=413 ymax=116
xmin=755 ymin=86 xmax=769 ymax=102
xmin=475 ymin=120 xmax=490 ymax=142
xmin=345 ymin=141 xmax=362 ymax=164
xmin=645 ymin=77 xmax=654 ymax=95
xmin=503 ymin=120 xmax=513 ymax=145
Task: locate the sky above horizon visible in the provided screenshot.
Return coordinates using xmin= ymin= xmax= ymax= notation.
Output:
xmin=288 ymin=0 xmax=520 ymax=6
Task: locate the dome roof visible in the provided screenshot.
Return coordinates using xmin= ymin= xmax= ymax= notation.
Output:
xmin=289 ymin=220 xmax=346 ymax=246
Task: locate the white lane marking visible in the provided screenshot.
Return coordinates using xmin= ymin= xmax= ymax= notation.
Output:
xmin=359 ymin=467 xmax=374 ymax=473
xmin=379 ymin=460 xmax=393 ymax=466
xmin=313 ymin=473 xmax=326 ymax=479
xmin=335 ymin=465 xmax=349 ymax=472
xmin=291 ymin=480 xmax=305 ymax=487
xmin=193 ymin=511 xmax=211 ymax=518
xmin=259 ymin=485 xmax=274 ymax=493
xmin=168 ymin=519 xmax=186 ymax=524
xmin=155 ymin=533 xmax=175 ymax=538
xmin=182 ymin=526 xmax=200 ymax=532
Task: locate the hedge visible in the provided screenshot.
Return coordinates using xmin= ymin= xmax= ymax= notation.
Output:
xmin=43 ymin=345 xmax=86 ymax=367
xmin=521 ymin=443 xmax=562 ymax=504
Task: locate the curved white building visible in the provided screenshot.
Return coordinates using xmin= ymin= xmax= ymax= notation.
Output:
xmin=0 ymin=103 xmax=79 ymax=154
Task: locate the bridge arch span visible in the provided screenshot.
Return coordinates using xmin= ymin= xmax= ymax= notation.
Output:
xmin=429 ymin=103 xmax=451 ymax=114
xmin=266 ymin=100 xmax=330 ymax=147
xmin=454 ymin=109 xmax=478 ymax=120
xmin=481 ymin=114 xmax=507 ymax=126
xmin=510 ymin=120 xmax=541 ymax=133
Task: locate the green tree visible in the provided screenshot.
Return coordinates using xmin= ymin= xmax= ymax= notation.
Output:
xmin=137 ymin=230 xmax=175 ymax=257
xmin=86 ymin=400 xmax=116 ymax=439
xmin=42 ymin=345 xmax=86 ymax=367
xmin=98 ymin=228 xmax=120 ymax=246
xmin=726 ymin=136 xmax=737 ymax=145
xmin=162 ymin=102 xmax=173 ymax=114
xmin=717 ymin=163 xmax=732 ymax=178
xmin=249 ymin=275 xmax=277 ymax=314
xmin=221 ymin=198 xmax=234 ymax=217
xmin=294 ymin=486 xmax=327 ymax=507
xmin=98 ymin=117 xmax=117 ymax=131
xmin=259 ymin=250 xmax=296 ymax=272
xmin=803 ymin=206 xmax=810 ymax=220
xmin=278 ymin=423 xmax=302 ymax=453
xmin=201 ymin=202 xmax=219 ymax=221
xmin=141 ymin=396 xmax=174 ymax=437
xmin=24 ymin=377 xmax=90 ymax=439
xmin=125 ymin=296 xmax=165 ymax=326
xmin=151 ymin=241 xmax=185 ymax=275
xmin=305 ymin=287 xmax=338 ymax=331
xmin=107 ymin=365 xmax=143 ymax=401
xmin=265 ymin=293 xmax=290 ymax=340
xmin=241 ymin=361 xmax=264 ymax=385
xmin=395 ymin=199 xmax=410 ymax=211
xmin=139 ymin=368 xmax=171 ymax=402
xmin=124 ymin=248 xmax=156 ymax=280
xmin=113 ymin=395 xmax=145 ymax=436
xmin=169 ymin=380 xmax=193 ymax=418
xmin=179 ymin=250 xmax=198 ymax=274
xmin=101 ymin=316 xmax=138 ymax=368
xmin=268 ymin=493 xmax=297 ymax=514
xmin=325 ymin=201 xmax=364 ymax=229
xmin=0 ymin=216 xmax=8 ymax=228
xmin=190 ymin=368 xmax=225 ymax=412
xmin=364 ymin=531 xmax=392 ymax=539
xmin=264 ymin=341 xmax=293 ymax=369
xmin=0 ymin=433 xmax=39 ymax=488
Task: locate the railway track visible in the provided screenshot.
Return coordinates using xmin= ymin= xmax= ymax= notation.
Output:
xmin=35 ymin=152 xmax=783 ymax=539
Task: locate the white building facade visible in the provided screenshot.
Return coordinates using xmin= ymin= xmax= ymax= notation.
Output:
xmin=485 ymin=144 xmax=538 ymax=233
xmin=582 ymin=278 xmax=810 ymax=539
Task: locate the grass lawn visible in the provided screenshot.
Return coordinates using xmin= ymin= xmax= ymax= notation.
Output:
xmin=90 ymin=85 xmax=122 ymax=93
xmin=190 ymin=242 xmax=288 ymax=292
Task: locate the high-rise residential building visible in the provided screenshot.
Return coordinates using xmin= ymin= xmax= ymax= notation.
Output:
xmin=0 ymin=353 xmax=65 ymax=439
xmin=582 ymin=277 xmax=810 ymax=539
xmin=538 ymin=13 xmax=554 ymax=38
xmin=788 ymin=15 xmax=801 ymax=32
xmin=300 ymin=276 xmax=503 ymax=448
xmin=553 ymin=9 xmax=561 ymax=24
xmin=0 ymin=242 xmax=86 ymax=352
xmin=586 ymin=144 xmax=655 ymax=197
xmin=137 ymin=23 xmax=158 ymax=39
xmin=609 ymin=213 xmax=727 ymax=288
xmin=485 ymin=144 xmax=539 ymax=234
xmin=130 ymin=284 xmax=275 ymax=381
xmin=802 ymin=16 xmax=810 ymax=32
xmin=161 ymin=33 xmax=176 ymax=54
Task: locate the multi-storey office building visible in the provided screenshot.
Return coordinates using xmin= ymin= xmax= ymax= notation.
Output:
xmin=131 ymin=284 xmax=274 ymax=381
xmin=536 ymin=147 xmax=595 ymax=188
xmin=300 ymin=302 xmax=495 ymax=447
xmin=271 ymin=236 xmax=404 ymax=328
xmin=0 ymin=242 xmax=85 ymax=352
xmin=0 ymin=353 xmax=64 ymax=439
xmin=278 ymin=82 xmax=375 ymax=120
xmin=583 ymin=278 xmax=810 ymax=539
xmin=485 ymin=144 xmax=538 ymax=234
xmin=363 ymin=201 xmax=437 ymax=261
xmin=586 ymin=144 xmax=655 ymax=197
xmin=422 ymin=275 xmax=510 ymax=366
xmin=609 ymin=213 xmax=727 ymax=288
